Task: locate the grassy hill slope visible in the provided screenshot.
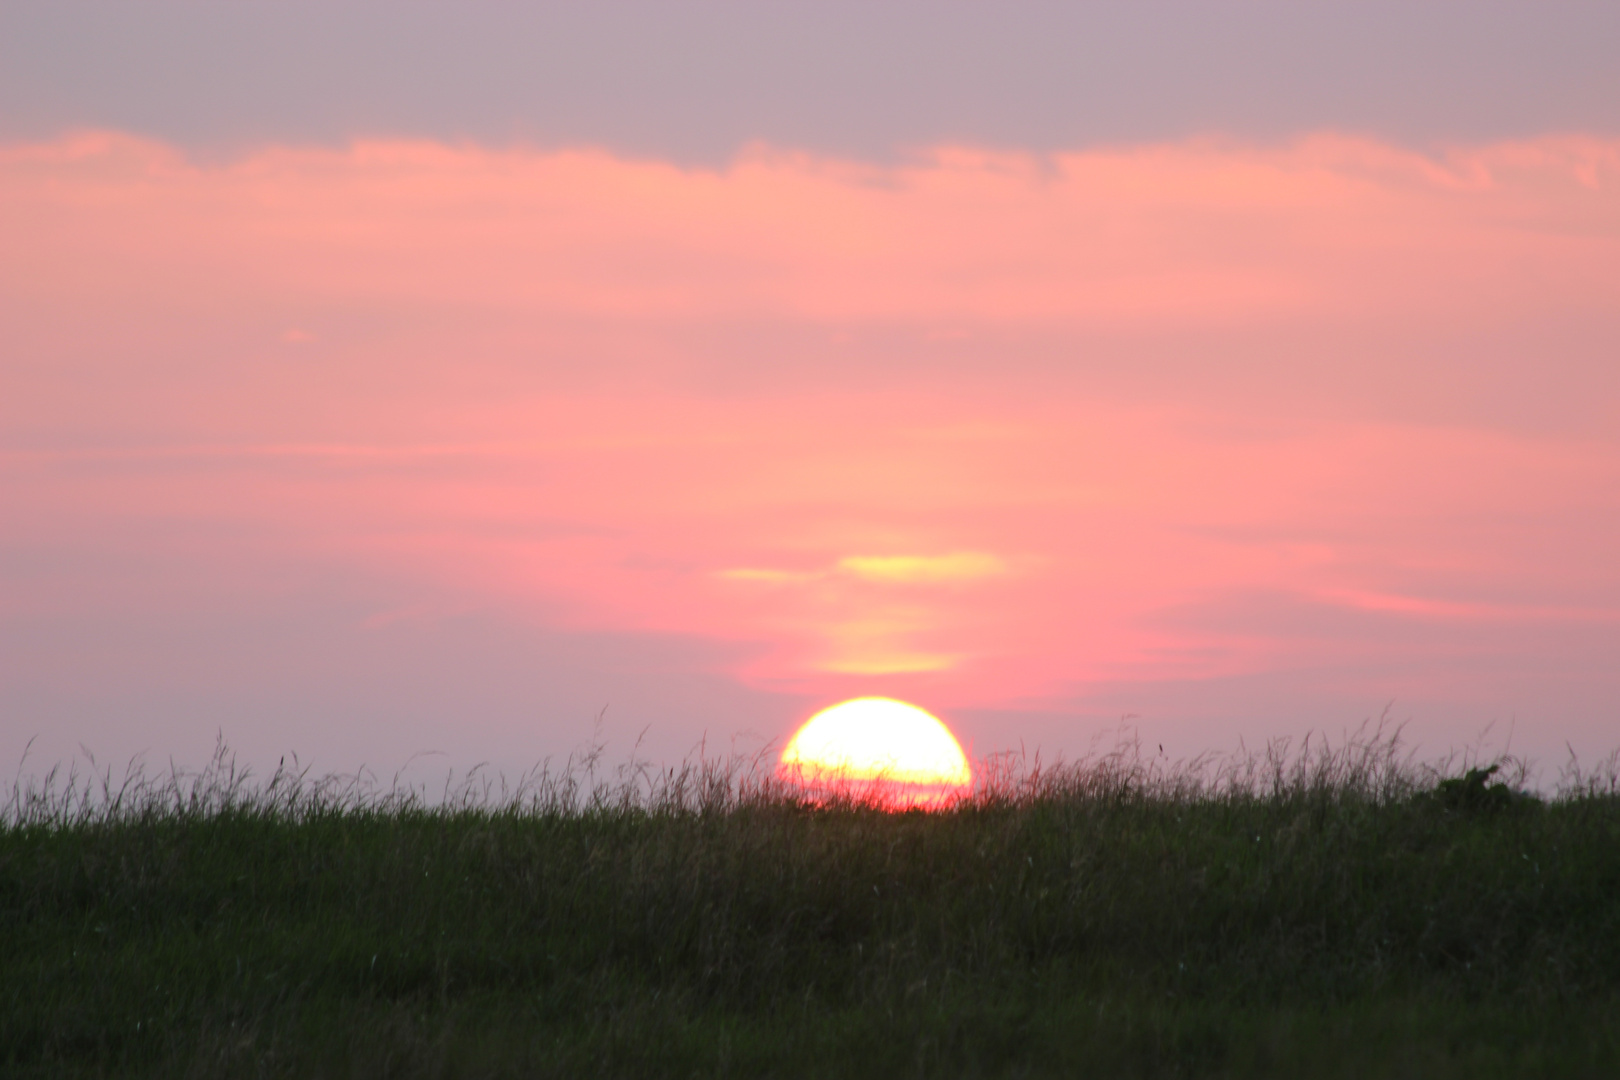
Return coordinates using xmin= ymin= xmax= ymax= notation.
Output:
xmin=5 ymin=736 xmax=1619 ymax=1077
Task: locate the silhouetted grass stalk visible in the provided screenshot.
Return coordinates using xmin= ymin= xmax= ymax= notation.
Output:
xmin=10 ymin=721 xmax=1613 ymax=829
xmin=8 ymin=725 xmax=1620 ymax=1077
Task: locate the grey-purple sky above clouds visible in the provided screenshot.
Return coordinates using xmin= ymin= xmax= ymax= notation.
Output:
xmin=5 ymin=2 xmax=1619 ymax=160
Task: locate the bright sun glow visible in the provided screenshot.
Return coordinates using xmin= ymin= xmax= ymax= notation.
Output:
xmin=779 ymin=698 xmax=971 ymax=804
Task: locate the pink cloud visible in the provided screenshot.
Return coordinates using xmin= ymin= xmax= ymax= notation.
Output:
xmin=3 ymin=131 xmax=1618 ymax=770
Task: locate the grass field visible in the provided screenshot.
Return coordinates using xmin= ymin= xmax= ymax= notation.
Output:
xmin=5 ymin=731 xmax=1620 ymax=1078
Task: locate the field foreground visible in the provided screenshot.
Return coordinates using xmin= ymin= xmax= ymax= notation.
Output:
xmin=5 ymin=735 xmax=1620 ymax=1078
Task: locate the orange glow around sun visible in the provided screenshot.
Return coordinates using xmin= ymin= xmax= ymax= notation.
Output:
xmin=778 ymin=698 xmax=972 ymax=807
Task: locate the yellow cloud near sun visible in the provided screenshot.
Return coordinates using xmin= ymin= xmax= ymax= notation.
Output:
xmin=716 ymin=551 xmax=1010 ymax=587
xmin=837 ymin=552 xmax=1008 ymax=584
xmin=820 ymin=652 xmax=959 ymax=675
xmin=713 ymin=555 xmax=1008 ymax=675
xmin=815 ymin=612 xmax=962 ymax=674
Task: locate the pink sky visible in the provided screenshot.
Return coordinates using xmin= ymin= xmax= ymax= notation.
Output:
xmin=3 ymin=132 xmax=1618 ymax=778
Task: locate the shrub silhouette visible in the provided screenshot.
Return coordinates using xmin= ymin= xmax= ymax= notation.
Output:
xmin=1422 ymin=763 xmax=1541 ymax=814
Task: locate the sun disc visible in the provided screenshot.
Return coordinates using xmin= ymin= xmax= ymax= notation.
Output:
xmin=779 ymin=698 xmax=971 ymax=797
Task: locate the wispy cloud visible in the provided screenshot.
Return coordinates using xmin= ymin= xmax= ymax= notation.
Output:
xmin=837 ymin=552 xmax=1008 ymax=584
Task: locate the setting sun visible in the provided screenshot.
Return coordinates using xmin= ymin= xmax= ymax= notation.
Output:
xmin=778 ymin=698 xmax=971 ymax=804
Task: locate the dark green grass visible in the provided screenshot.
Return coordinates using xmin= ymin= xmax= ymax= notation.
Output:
xmin=5 ymin=733 xmax=1620 ymax=1078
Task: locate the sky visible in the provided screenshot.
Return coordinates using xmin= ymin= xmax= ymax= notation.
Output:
xmin=3 ymin=2 xmax=1619 ymax=784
